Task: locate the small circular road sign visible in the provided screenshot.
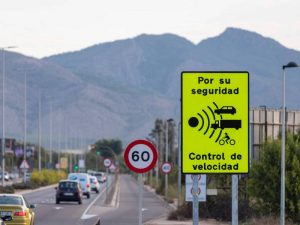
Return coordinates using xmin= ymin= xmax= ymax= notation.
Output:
xmin=190 ymin=174 xmax=201 ymax=181
xmin=191 ymin=187 xmax=201 ymax=196
xmin=160 ymin=162 xmax=172 ymax=174
xmin=124 ymin=139 xmax=158 ymax=173
xmin=103 ymin=158 xmax=112 ymax=168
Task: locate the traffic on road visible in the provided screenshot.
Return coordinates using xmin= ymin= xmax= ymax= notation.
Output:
xmin=0 ymin=173 xmax=168 ymax=225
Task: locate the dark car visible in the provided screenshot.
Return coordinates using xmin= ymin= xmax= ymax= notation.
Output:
xmin=0 ymin=215 xmax=12 ymax=225
xmin=55 ymin=180 xmax=83 ymax=204
xmin=214 ymin=106 xmax=236 ymax=115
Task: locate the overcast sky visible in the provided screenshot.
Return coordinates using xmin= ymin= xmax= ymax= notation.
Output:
xmin=1 ymin=0 xmax=299 ymax=58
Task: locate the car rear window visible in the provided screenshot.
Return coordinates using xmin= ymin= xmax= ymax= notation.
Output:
xmin=0 ymin=196 xmax=23 ymax=205
xmin=59 ymin=182 xmax=77 ymax=189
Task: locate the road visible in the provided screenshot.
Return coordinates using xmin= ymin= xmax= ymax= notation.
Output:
xmin=21 ymin=174 xmax=169 ymax=225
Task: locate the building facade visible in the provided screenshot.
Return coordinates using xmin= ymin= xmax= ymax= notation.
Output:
xmin=250 ymin=107 xmax=300 ymax=162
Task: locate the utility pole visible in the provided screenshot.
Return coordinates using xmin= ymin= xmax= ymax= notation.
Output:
xmin=1 ymin=46 xmax=16 ymax=186
xmin=38 ymin=90 xmax=42 ymax=171
xmin=177 ymin=122 xmax=181 ymax=209
xmin=23 ymin=72 xmax=27 ymax=182
xmin=165 ymin=120 xmax=169 ymax=199
xmin=49 ymin=100 xmax=53 ymax=165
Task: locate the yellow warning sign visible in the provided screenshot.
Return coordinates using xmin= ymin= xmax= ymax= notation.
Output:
xmin=181 ymin=72 xmax=249 ymax=174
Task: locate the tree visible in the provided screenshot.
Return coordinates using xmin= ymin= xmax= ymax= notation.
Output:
xmin=93 ymin=139 xmax=123 ymax=158
xmin=248 ymin=131 xmax=300 ymax=222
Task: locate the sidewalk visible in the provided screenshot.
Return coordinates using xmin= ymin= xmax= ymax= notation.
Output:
xmin=143 ymin=185 xmax=229 ymax=225
xmin=145 ymin=217 xmax=229 ymax=225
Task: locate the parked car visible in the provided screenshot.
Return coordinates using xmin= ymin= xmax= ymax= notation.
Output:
xmin=55 ymin=180 xmax=83 ymax=204
xmin=9 ymin=172 xmax=19 ymax=180
xmin=67 ymin=173 xmax=91 ymax=198
xmin=0 ymin=172 xmax=10 ymax=181
xmin=89 ymin=176 xmax=100 ymax=194
xmin=0 ymin=194 xmax=35 ymax=225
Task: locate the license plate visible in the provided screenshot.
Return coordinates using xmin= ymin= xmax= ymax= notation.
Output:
xmin=0 ymin=211 xmax=12 ymax=216
xmin=64 ymin=193 xmax=74 ymax=196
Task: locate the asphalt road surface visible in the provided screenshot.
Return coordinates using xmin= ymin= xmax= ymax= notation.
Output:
xmin=21 ymin=174 xmax=169 ymax=225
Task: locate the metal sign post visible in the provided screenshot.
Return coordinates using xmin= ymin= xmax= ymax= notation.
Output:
xmin=232 ymin=175 xmax=238 ymax=225
xmin=138 ymin=173 xmax=143 ymax=225
xmin=124 ymin=140 xmax=158 ymax=225
xmin=103 ymin=158 xmax=112 ymax=203
xmin=192 ymin=175 xmax=199 ymax=225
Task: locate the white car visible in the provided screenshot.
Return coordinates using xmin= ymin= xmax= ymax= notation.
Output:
xmin=94 ymin=172 xmax=107 ymax=183
xmin=67 ymin=173 xmax=91 ymax=198
xmin=0 ymin=172 xmax=10 ymax=181
xmin=89 ymin=176 xmax=100 ymax=194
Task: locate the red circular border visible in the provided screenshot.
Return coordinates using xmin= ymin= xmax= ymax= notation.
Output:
xmin=191 ymin=174 xmax=201 ymax=181
xmin=160 ymin=162 xmax=173 ymax=174
xmin=124 ymin=139 xmax=158 ymax=173
xmin=104 ymin=158 xmax=112 ymax=168
xmin=190 ymin=187 xmax=201 ymax=195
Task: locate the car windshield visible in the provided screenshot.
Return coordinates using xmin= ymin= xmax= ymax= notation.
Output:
xmin=59 ymin=182 xmax=77 ymax=190
xmin=0 ymin=196 xmax=23 ymax=205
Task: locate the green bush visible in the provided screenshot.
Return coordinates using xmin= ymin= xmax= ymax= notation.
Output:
xmin=30 ymin=169 xmax=67 ymax=186
xmin=168 ymin=191 xmax=252 ymax=222
xmin=248 ymin=131 xmax=300 ymax=223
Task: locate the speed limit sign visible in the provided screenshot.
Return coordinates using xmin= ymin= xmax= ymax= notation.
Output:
xmin=104 ymin=158 xmax=112 ymax=168
xmin=124 ymin=139 xmax=158 ymax=173
xmin=160 ymin=162 xmax=172 ymax=174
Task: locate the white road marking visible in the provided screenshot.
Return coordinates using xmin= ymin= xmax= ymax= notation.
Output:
xmin=80 ymin=188 xmax=106 ymax=220
xmin=81 ymin=214 xmax=97 ymax=219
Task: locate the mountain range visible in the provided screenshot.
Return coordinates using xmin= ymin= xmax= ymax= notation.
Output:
xmin=2 ymin=27 xmax=300 ymax=147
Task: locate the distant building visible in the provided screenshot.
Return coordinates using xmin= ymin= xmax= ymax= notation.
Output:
xmin=250 ymin=107 xmax=300 ymax=162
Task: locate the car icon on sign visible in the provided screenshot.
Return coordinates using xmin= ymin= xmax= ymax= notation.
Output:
xmin=214 ymin=106 xmax=236 ymax=115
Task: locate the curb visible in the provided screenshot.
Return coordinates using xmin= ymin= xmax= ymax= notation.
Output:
xmin=16 ymin=183 xmax=58 ymax=195
xmin=144 ymin=185 xmax=177 ymax=210
xmin=110 ymin=176 xmax=120 ymax=207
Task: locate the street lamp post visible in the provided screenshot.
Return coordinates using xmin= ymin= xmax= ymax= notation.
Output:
xmin=23 ymin=72 xmax=27 ymax=183
xmin=177 ymin=122 xmax=181 ymax=209
xmin=280 ymin=61 xmax=299 ymax=225
xmin=1 ymin=46 xmax=16 ymax=187
xmin=165 ymin=121 xmax=169 ymax=199
xmin=38 ymin=90 xmax=42 ymax=171
xmin=165 ymin=118 xmax=174 ymax=199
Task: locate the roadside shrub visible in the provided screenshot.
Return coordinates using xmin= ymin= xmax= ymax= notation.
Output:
xmin=168 ymin=202 xmax=192 ymax=220
xmin=12 ymin=181 xmax=39 ymax=190
xmin=30 ymin=169 xmax=67 ymax=186
xmin=0 ymin=185 xmax=15 ymax=193
xmin=168 ymin=192 xmax=251 ymax=222
xmin=248 ymin=132 xmax=300 ymax=223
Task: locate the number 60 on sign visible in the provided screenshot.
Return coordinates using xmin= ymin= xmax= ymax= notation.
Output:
xmin=124 ymin=140 xmax=158 ymax=173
